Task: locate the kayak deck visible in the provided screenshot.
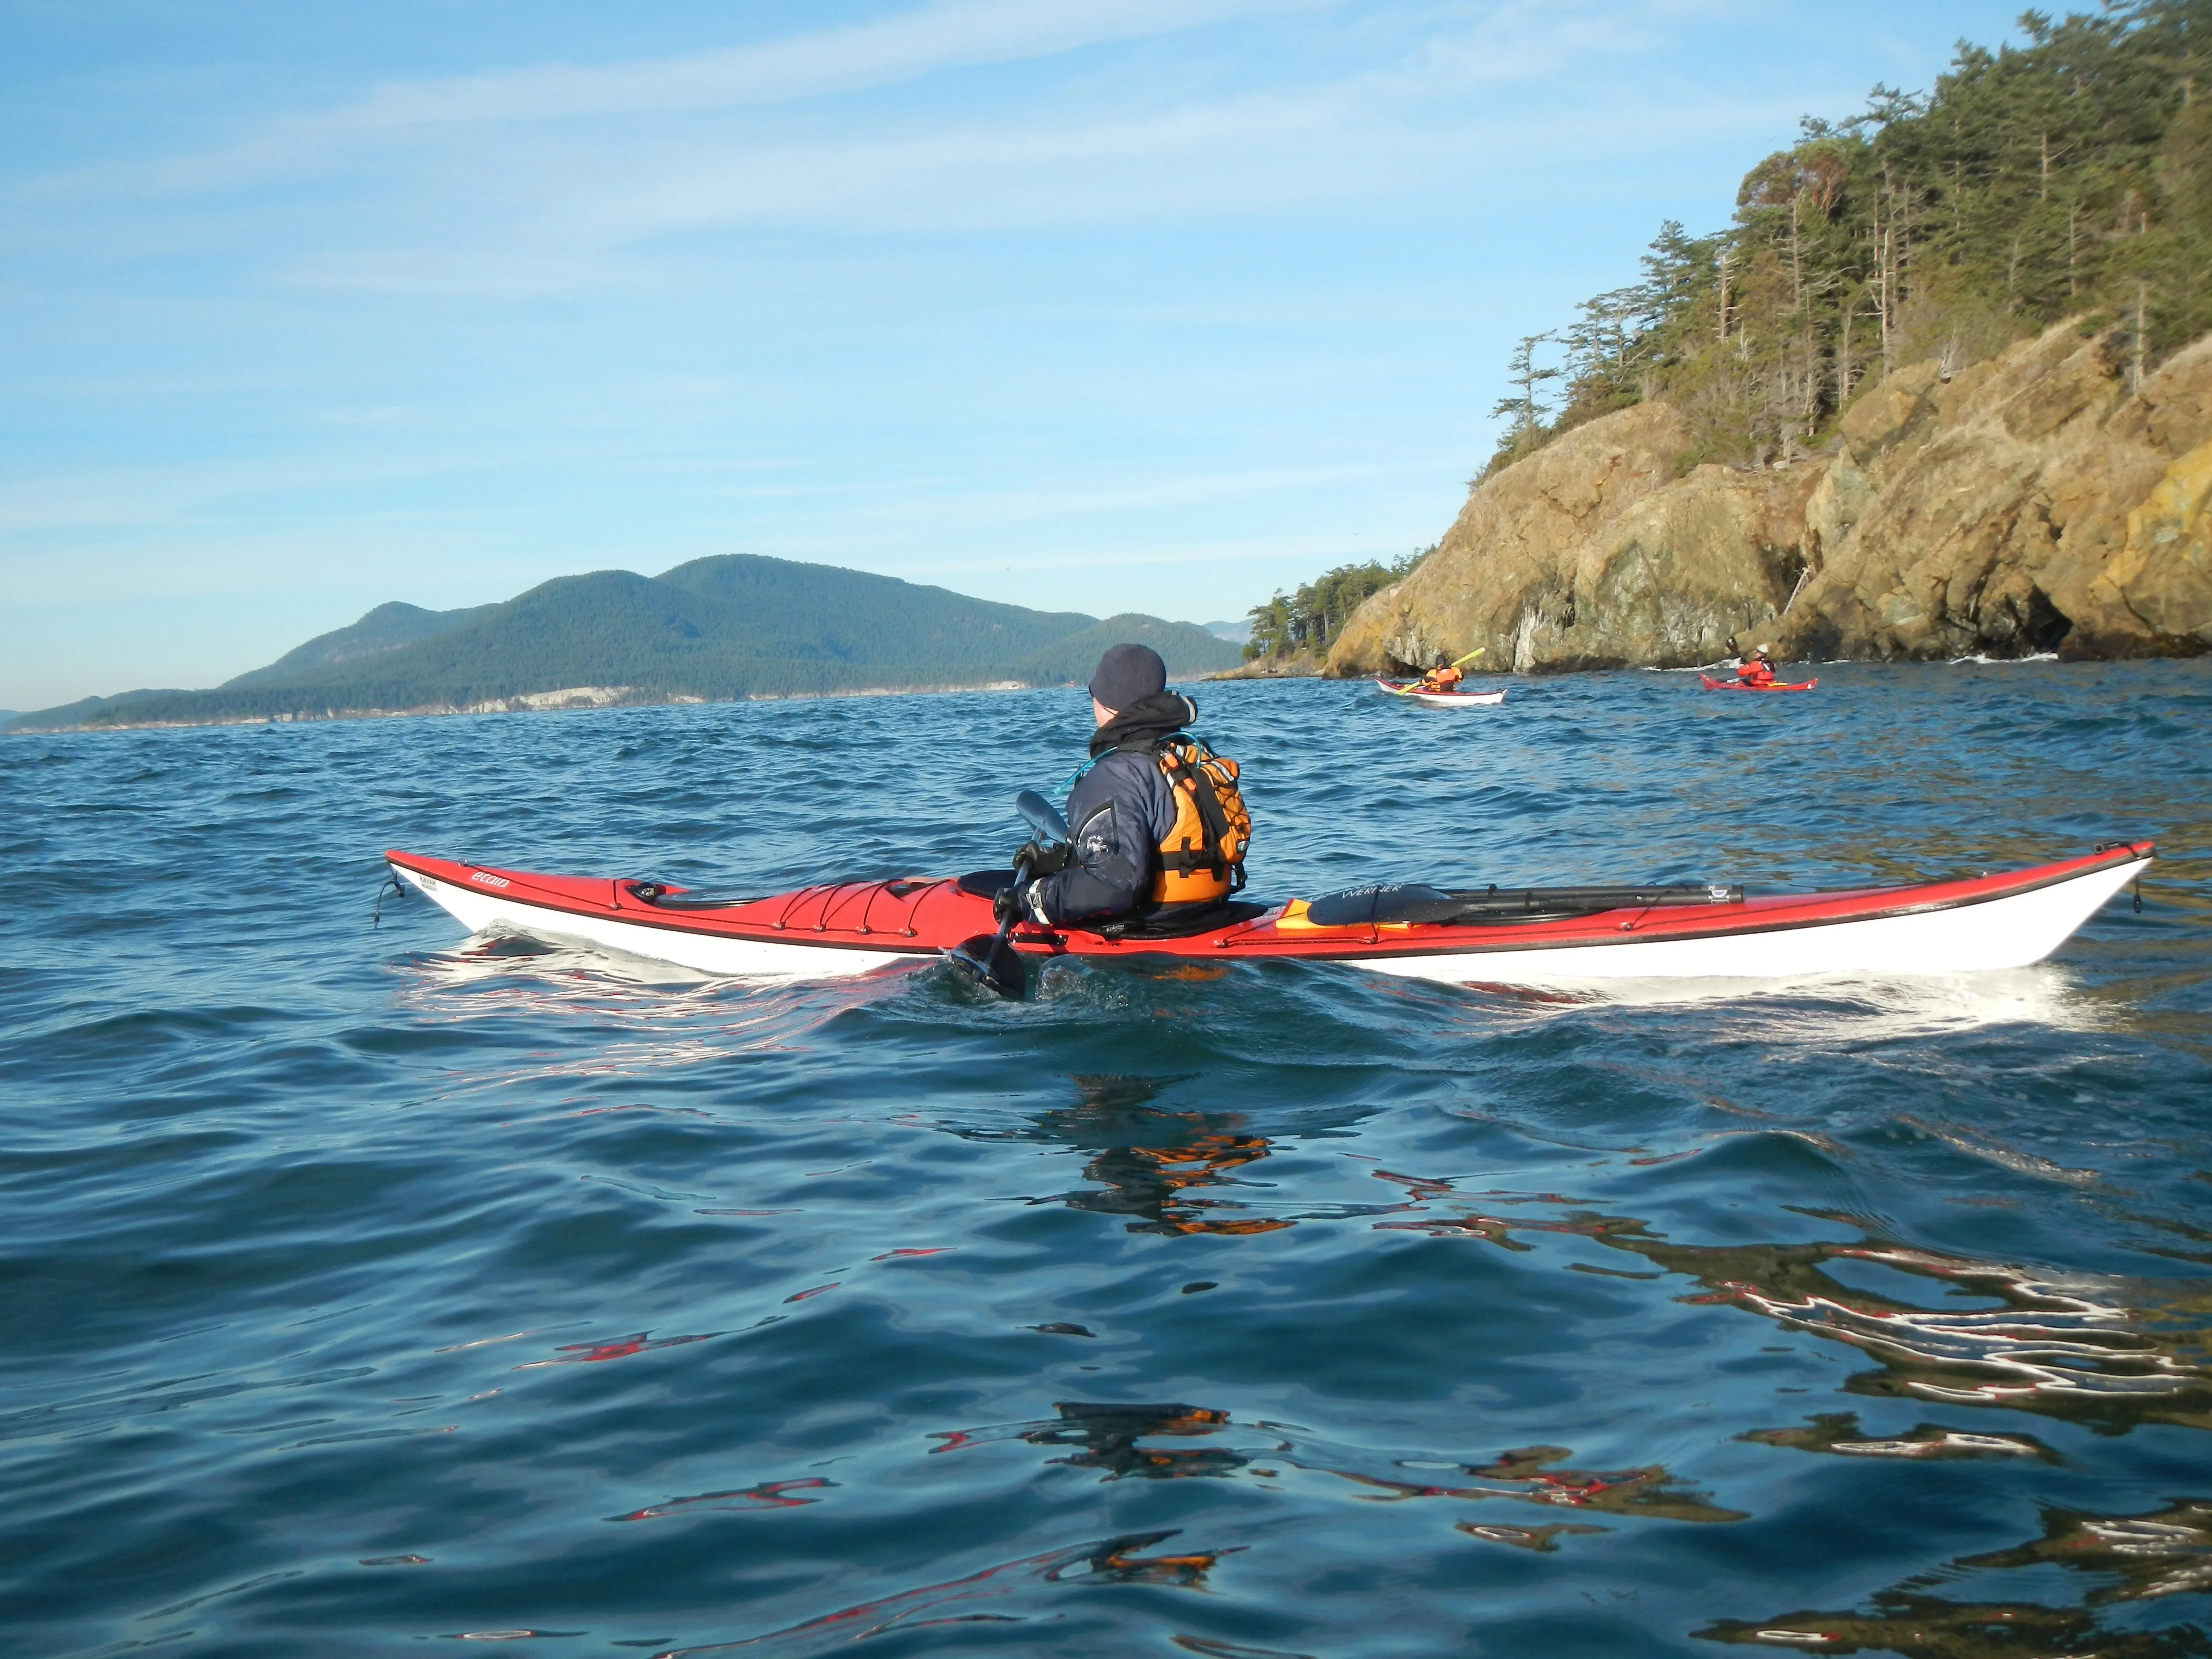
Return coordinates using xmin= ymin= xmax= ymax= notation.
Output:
xmin=385 ymin=842 xmax=2152 ymax=988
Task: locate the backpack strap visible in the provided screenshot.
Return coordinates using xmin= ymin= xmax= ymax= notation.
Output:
xmin=1154 ymin=735 xmax=1235 ymax=878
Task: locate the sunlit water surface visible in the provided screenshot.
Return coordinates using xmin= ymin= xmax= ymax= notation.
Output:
xmin=5 ymin=662 xmax=2211 ymax=1657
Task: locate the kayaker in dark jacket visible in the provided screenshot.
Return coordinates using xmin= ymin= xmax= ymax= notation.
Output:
xmin=1003 ymin=644 xmax=1243 ymax=929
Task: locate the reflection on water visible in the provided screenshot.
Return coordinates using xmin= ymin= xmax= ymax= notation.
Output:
xmin=388 ymin=942 xmax=865 ymax=1096
xmin=1742 ymin=1412 xmax=2054 ymax=1463
xmin=610 ymin=1478 xmax=834 ymax=1522
xmin=1267 ymin=1436 xmax=1747 ymax=1526
xmin=658 ymin=1528 xmax=1226 ymax=1656
xmin=1444 ymin=966 xmax=2111 ymax=1034
xmin=952 ymin=1075 xmax=1399 ymax=1236
xmin=933 ymin=1402 xmax=1743 ymax=1526
xmin=1700 ymin=1498 xmax=2212 ymax=1655
xmin=932 ymin=1401 xmax=1250 ymax=1480
xmin=1384 ymin=1196 xmax=2212 ymax=1432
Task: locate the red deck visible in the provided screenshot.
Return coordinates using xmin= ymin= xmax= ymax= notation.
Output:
xmin=385 ymin=842 xmax=2152 ymax=965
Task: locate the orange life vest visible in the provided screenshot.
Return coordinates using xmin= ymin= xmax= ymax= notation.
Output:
xmin=1422 ymin=666 xmax=1464 ymax=691
xmin=1150 ymin=735 xmax=1251 ymax=907
xmin=1738 ymin=661 xmax=1774 ymax=686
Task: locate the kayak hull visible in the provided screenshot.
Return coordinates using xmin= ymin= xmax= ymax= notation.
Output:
xmin=1699 ymin=673 xmax=1818 ymax=692
xmin=1374 ymin=679 xmax=1507 ymax=707
xmin=385 ymin=842 xmax=2151 ymax=990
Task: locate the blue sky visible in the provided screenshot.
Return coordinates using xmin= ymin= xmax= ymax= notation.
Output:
xmin=0 ymin=0 xmax=2029 ymax=709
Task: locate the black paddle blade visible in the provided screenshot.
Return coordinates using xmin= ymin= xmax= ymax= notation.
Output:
xmin=1015 ymin=789 xmax=1070 ymax=844
xmin=946 ymin=934 xmax=1028 ymax=999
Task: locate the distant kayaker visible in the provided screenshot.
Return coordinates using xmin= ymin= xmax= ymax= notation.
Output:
xmin=1000 ymin=644 xmax=1251 ymax=930
xmin=1419 ymin=652 xmax=1466 ymax=694
xmin=1736 ymin=645 xmax=1778 ymax=688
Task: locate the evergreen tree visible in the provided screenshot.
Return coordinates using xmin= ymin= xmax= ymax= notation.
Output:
xmin=1479 ymin=0 xmax=2212 ymax=475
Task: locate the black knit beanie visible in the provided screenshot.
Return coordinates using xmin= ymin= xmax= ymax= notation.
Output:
xmin=1087 ymin=643 xmax=1168 ymax=712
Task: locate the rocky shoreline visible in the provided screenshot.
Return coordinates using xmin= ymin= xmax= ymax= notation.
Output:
xmin=3 ymin=680 xmax=1050 ymax=736
xmin=1204 ymin=649 xmax=1327 ymax=682
xmin=1312 ymin=320 xmax=2212 ymax=678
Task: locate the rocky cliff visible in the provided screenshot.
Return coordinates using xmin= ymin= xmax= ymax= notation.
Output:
xmin=1326 ymin=320 xmax=2212 ymax=675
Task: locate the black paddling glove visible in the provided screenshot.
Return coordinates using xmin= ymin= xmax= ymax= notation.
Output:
xmin=1012 ymin=841 xmax=1071 ymax=877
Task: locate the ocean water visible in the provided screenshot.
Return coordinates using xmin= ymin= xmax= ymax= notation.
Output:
xmin=5 ymin=661 xmax=2211 ymax=1658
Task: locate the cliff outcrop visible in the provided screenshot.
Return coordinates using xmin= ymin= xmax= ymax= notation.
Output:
xmin=1324 ymin=321 xmax=2212 ymax=676
xmin=1779 ymin=325 xmax=2212 ymax=660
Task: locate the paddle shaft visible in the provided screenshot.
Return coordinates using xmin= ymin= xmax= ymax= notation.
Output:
xmin=987 ymin=853 xmax=1034 ymax=942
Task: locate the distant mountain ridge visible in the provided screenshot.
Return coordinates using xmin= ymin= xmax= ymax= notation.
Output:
xmin=222 ymin=600 xmax=499 ymax=688
xmin=5 ymin=555 xmax=1241 ymax=734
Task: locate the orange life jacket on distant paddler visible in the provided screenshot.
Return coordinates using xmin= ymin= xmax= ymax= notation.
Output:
xmin=1421 ymin=665 xmax=1464 ymax=692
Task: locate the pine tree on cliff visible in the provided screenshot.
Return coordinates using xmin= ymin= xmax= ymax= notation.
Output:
xmin=1479 ymin=334 xmax=1564 ymax=481
xmin=1492 ymin=0 xmax=2212 ymax=474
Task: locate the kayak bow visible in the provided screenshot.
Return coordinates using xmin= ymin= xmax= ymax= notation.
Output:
xmin=384 ymin=841 xmax=2150 ymax=990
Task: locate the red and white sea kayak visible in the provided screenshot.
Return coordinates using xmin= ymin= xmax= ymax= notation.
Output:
xmin=1699 ymin=673 xmax=1818 ymax=692
xmin=1374 ymin=678 xmax=1507 ymax=707
xmin=384 ymin=842 xmax=2151 ymax=989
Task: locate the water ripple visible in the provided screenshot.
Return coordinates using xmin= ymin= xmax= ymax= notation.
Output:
xmin=3 ymin=662 xmax=2209 ymax=1654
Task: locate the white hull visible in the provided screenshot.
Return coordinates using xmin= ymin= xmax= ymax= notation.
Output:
xmin=1378 ymin=683 xmax=1506 ymax=708
xmin=395 ymin=854 xmax=2147 ymax=990
xmin=394 ymin=865 xmax=911 ymax=980
xmin=1342 ymin=857 xmax=2144 ymax=986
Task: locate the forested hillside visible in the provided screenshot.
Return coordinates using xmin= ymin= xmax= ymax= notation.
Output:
xmin=1483 ymin=0 xmax=2212 ymax=478
xmin=1242 ymin=548 xmax=1432 ymax=659
xmin=222 ymin=601 xmax=499 ymax=687
xmin=6 ymin=556 xmax=1239 ymax=733
xmin=1320 ymin=0 xmax=2212 ymax=676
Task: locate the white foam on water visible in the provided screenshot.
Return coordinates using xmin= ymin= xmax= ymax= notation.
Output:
xmin=1452 ymin=964 xmax=2104 ymax=1036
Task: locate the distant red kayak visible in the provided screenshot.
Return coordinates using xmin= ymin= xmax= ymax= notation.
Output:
xmin=1699 ymin=673 xmax=1818 ymax=693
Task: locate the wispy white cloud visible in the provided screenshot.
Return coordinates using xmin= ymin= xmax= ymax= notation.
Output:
xmin=227 ymin=3 xmax=1785 ymax=296
xmin=11 ymin=0 xmax=1800 ymax=301
xmin=82 ymin=0 xmax=1331 ymax=193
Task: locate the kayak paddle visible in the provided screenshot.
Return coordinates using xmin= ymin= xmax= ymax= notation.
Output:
xmin=1014 ymin=788 xmax=1070 ymax=843
xmin=945 ymin=856 xmax=1033 ymax=998
xmin=944 ymin=791 xmax=1073 ymax=999
xmin=1382 ymin=646 xmax=1487 ymax=694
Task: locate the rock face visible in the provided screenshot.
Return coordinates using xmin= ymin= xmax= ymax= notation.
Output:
xmin=1325 ymin=321 xmax=2212 ymax=676
xmin=1779 ymin=324 xmax=2212 ymax=660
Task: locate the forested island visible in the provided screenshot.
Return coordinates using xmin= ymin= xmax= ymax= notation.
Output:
xmin=5 ymin=556 xmax=1239 ymax=734
xmin=1243 ymin=1 xmax=2212 ymax=677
